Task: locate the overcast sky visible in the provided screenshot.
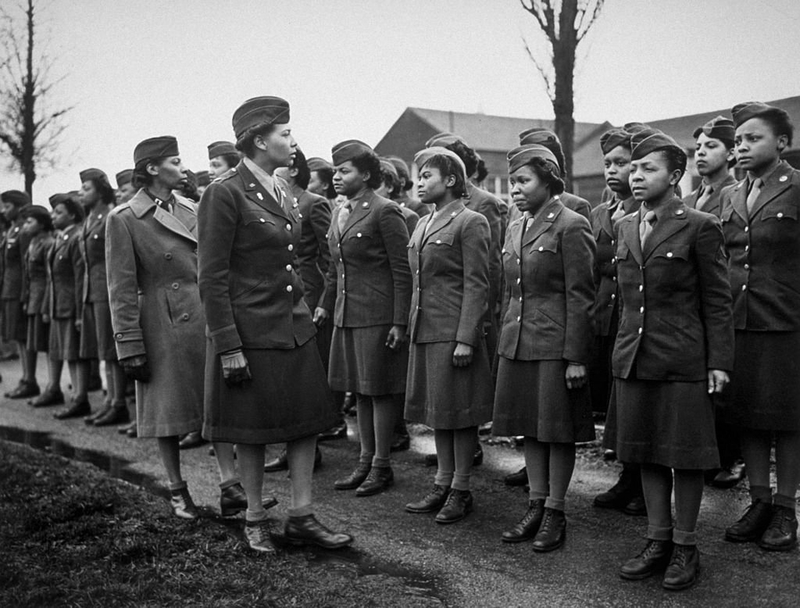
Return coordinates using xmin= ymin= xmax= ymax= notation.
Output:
xmin=3 ymin=0 xmax=800 ymax=201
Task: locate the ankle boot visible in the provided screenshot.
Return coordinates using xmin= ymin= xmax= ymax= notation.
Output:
xmin=532 ymin=508 xmax=566 ymax=552
xmin=435 ymin=489 xmax=473 ymax=524
xmin=662 ymin=544 xmax=700 ymax=591
xmin=502 ymin=499 xmax=545 ymax=543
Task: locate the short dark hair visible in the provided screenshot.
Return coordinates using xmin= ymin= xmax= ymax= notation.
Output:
xmin=292 ymin=149 xmax=311 ymax=190
xmin=132 ymin=160 xmax=155 ymax=188
xmin=524 ymin=157 xmax=565 ymax=195
xmin=658 ymin=147 xmax=688 ymax=180
xmin=350 ymin=151 xmax=383 ymax=189
xmin=312 ymin=166 xmax=336 ymax=199
xmin=21 ymin=205 xmax=54 ymax=231
xmin=759 ymin=108 xmax=795 ymax=147
xmin=86 ymin=174 xmax=116 ymax=205
xmin=216 ymin=153 xmax=241 ymax=170
xmin=474 ymin=156 xmax=488 ymax=183
xmin=420 ymin=155 xmax=468 ymax=198
xmin=55 ymin=197 xmax=85 ymax=223
xmin=235 ymin=122 xmax=276 ymax=158
xmin=380 ymin=166 xmax=402 ymax=198
xmin=443 ymin=140 xmax=478 ymax=178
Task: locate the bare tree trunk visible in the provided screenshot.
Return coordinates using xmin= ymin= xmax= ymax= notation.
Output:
xmin=553 ymin=0 xmax=577 ymax=186
xmin=23 ymin=0 xmax=36 ymax=196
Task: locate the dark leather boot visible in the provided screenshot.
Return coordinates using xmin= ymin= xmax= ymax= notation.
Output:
xmin=284 ymin=514 xmax=353 ymax=549
xmin=620 ymin=539 xmax=673 ymax=580
xmin=594 ymin=464 xmax=641 ymax=510
xmin=334 ymin=463 xmax=370 ymax=490
xmin=355 ymin=467 xmax=394 ymax=497
xmin=725 ymin=499 xmax=772 ymax=542
xmin=758 ymin=505 xmax=798 ymax=552
xmin=532 ymin=508 xmax=566 ymax=552
xmin=435 ymin=489 xmax=473 ymax=524
xmin=405 ymin=485 xmax=449 ymax=514
xmin=662 ymin=544 xmax=700 ymax=591
xmin=94 ymin=405 xmax=130 ymax=427
xmin=54 ymin=399 xmax=91 ymax=420
xmin=502 ymin=499 xmax=545 ymax=543
xmin=504 ymin=467 xmax=528 ymax=487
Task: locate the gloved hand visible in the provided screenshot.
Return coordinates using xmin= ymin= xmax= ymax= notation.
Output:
xmin=221 ymin=348 xmax=252 ymax=387
xmin=121 ymin=355 xmax=151 ymax=383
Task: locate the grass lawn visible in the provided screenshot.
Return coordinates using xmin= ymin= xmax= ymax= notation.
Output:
xmin=0 ymin=440 xmax=445 ymax=607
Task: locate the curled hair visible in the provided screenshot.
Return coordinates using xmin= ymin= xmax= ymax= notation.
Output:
xmin=443 ymin=140 xmax=478 ymax=178
xmin=216 ymin=152 xmax=241 ymax=170
xmin=524 ymin=157 xmax=565 ymax=195
xmin=420 ymin=155 xmax=468 ymax=198
xmin=54 ymin=197 xmax=85 ymax=223
xmin=21 ymin=206 xmax=54 ymax=232
xmin=235 ymin=122 xmax=276 ymax=159
xmin=132 ymin=160 xmax=154 ymax=188
xmin=312 ymin=166 xmax=336 ymax=199
xmin=380 ymin=166 xmax=402 ymax=198
xmin=658 ymin=147 xmax=688 ymax=180
xmin=292 ymin=149 xmax=311 ymax=190
xmin=349 ymin=151 xmax=383 ymax=189
xmin=759 ymin=108 xmax=795 ymax=147
xmin=474 ymin=157 xmax=488 ymax=183
xmin=86 ymin=174 xmax=116 ymax=205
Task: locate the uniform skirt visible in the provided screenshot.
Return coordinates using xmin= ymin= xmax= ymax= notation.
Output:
xmin=79 ymin=301 xmax=117 ymax=361
xmin=722 ymin=330 xmax=800 ymax=431
xmin=612 ymin=378 xmax=718 ymax=470
xmin=493 ymin=358 xmax=594 ymax=443
xmin=1 ymin=298 xmax=26 ymax=342
xmin=405 ymin=339 xmax=494 ymax=429
xmin=26 ymin=314 xmax=49 ymax=353
xmin=203 ymin=336 xmax=338 ymax=445
xmin=49 ymin=318 xmax=80 ymax=361
xmin=329 ymin=324 xmax=408 ymax=395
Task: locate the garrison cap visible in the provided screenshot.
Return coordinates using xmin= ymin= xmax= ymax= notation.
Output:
xmin=518 ymin=128 xmax=563 ymax=168
xmin=133 ymin=136 xmax=179 ymax=166
xmin=22 ymin=205 xmax=54 ymax=229
xmin=425 ymin=132 xmax=469 ymax=149
xmin=600 ymin=128 xmax=632 ymax=154
xmin=48 ymin=192 xmax=70 ymax=208
xmin=331 ymin=139 xmax=373 ymax=166
xmin=731 ymin=101 xmax=789 ymax=128
xmin=379 ymin=158 xmax=399 ymax=181
xmin=79 ymin=168 xmax=107 ymax=183
xmin=693 ymin=115 xmax=735 ymax=143
xmin=507 ymin=144 xmax=560 ymax=175
xmin=115 ymin=169 xmax=133 ymax=188
xmin=386 ymin=155 xmax=411 ymax=180
xmin=232 ymin=96 xmax=290 ymax=138
xmin=630 ymin=128 xmax=682 ymax=161
xmin=414 ymin=147 xmax=468 ymax=184
xmin=307 ymin=157 xmax=333 ymax=173
xmin=207 ymin=140 xmax=237 ymax=159
xmin=1 ymin=189 xmax=31 ymax=207
xmin=195 ymin=170 xmax=211 ymax=186
xmin=623 ymin=122 xmax=650 ymax=134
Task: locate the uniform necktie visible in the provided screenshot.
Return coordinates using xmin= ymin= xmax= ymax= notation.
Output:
xmin=156 ymin=198 xmax=172 ymax=213
xmin=611 ymin=200 xmax=626 ymax=222
xmin=746 ymin=178 xmax=763 ymax=216
xmin=337 ymin=201 xmax=352 ymax=232
xmin=639 ymin=210 xmax=656 ymax=248
xmin=695 ymin=185 xmax=712 ymax=212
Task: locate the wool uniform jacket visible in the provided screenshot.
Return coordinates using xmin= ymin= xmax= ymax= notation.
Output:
xmin=1 ymin=219 xmax=31 ymax=301
xmin=612 ymin=197 xmax=733 ymax=381
xmin=23 ymin=232 xmax=54 ymax=315
xmin=396 ymin=192 xmax=431 ymax=218
xmin=720 ymin=160 xmax=800 ymax=331
xmin=590 ymin=195 xmax=640 ymax=337
xmin=322 ymin=189 xmax=411 ymax=328
xmin=407 ymin=201 xmax=490 ymax=346
xmin=507 ymin=191 xmax=592 ymax=226
xmin=46 ymin=223 xmax=84 ymax=319
xmin=465 ymin=183 xmax=503 ymax=310
xmin=399 ymin=204 xmax=420 ymax=237
xmin=79 ymin=204 xmax=113 ymax=303
xmin=198 ymin=162 xmax=316 ymax=354
xmin=499 ymin=198 xmax=596 ymax=363
xmin=291 ymin=185 xmax=333 ymax=311
xmin=683 ymin=174 xmax=737 ymax=217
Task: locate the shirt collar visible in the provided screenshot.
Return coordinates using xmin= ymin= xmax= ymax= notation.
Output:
xmin=243 ymin=157 xmax=276 ymax=195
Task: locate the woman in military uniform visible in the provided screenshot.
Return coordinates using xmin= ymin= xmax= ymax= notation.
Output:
xmin=199 ymin=97 xmax=351 ymax=553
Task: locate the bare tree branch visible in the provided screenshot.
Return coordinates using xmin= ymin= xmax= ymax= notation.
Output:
xmin=521 ymin=35 xmax=554 ymax=102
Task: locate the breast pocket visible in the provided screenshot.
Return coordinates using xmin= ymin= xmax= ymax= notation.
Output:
xmin=615 ymin=240 xmax=630 ymax=261
xmin=654 ymin=244 xmax=690 ymax=262
xmin=429 ymin=232 xmax=455 ymax=247
xmin=761 ymin=203 xmax=798 ymax=223
xmin=529 ymin=237 xmax=558 ymax=256
xmin=241 ymin=210 xmax=275 ymax=228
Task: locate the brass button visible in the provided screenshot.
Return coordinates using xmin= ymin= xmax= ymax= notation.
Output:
xmin=172 ymin=283 xmax=179 ymax=290
xmin=285 ymin=264 xmax=292 ymax=272
xmin=286 ymin=285 xmax=293 ymax=293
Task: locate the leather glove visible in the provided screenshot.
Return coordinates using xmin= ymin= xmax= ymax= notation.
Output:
xmin=221 ymin=349 xmax=252 ymax=387
xmin=121 ymin=355 xmax=151 ymax=383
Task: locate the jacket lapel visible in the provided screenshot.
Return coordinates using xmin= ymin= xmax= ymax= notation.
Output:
xmin=619 ymin=213 xmax=643 ymax=266
xmin=421 ymin=201 xmax=464 ymax=246
xmin=340 ymin=190 xmax=375 ymax=238
xmin=643 ymin=198 xmax=688 ymax=260
xmin=129 ymin=191 xmax=197 ymax=243
xmin=236 ymin=162 xmax=289 ymax=220
xmin=729 ymin=179 xmax=748 ymax=223
xmin=521 ymin=199 xmax=562 ymax=249
xmin=750 ymin=161 xmax=793 ymax=219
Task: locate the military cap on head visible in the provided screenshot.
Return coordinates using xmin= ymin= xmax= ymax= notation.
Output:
xmin=48 ymin=192 xmax=70 ymax=208
xmin=379 ymin=158 xmax=399 ymax=180
xmin=79 ymin=168 xmax=107 ymax=183
xmin=0 ymin=189 xmax=31 ymax=207
xmin=630 ymin=128 xmax=682 ymax=161
xmin=413 ymin=146 xmax=468 ymax=184
xmin=386 ymin=155 xmax=411 ymax=179
xmin=307 ymin=157 xmax=333 ymax=173
xmin=425 ymin=132 xmax=469 ymax=149
xmin=331 ymin=139 xmax=373 ymax=166
xmin=207 ymin=140 xmax=237 ymax=159
xmin=507 ymin=144 xmax=561 ymax=175
xmin=731 ymin=101 xmax=789 ymax=128
xmin=115 ymin=169 xmax=133 ymax=188
xmin=518 ymin=128 xmax=564 ymax=169
xmin=195 ymin=170 xmax=211 ymax=187
xmin=232 ymin=96 xmax=290 ymax=138
xmin=600 ymin=128 xmax=632 ymax=154
xmin=134 ymin=136 xmax=179 ymax=166
xmin=693 ymin=115 xmax=735 ymax=143
xmin=623 ymin=122 xmax=650 ymax=134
